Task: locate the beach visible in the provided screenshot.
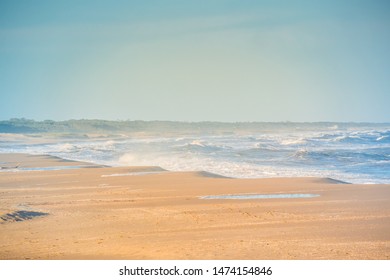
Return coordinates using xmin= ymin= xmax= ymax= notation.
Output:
xmin=0 ymin=153 xmax=389 ymax=260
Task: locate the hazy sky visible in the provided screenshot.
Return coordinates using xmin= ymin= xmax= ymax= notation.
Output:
xmin=1 ymin=0 xmax=389 ymax=122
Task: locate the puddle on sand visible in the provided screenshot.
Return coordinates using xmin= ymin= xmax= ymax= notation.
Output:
xmin=200 ymin=193 xmax=320 ymax=200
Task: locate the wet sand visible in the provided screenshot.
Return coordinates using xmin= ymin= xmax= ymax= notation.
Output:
xmin=0 ymin=153 xmax=389 ymax=259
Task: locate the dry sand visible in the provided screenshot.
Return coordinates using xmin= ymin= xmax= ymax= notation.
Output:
xmin=0 ymin=153 xmax=389 ymax=259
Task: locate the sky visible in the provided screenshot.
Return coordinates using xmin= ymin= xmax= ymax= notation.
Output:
xmin=0 ymin=0 xmax=389 ymax=122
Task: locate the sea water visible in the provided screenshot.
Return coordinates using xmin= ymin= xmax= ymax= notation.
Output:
xmin=1 ymin=122 xmax=389 ymax=184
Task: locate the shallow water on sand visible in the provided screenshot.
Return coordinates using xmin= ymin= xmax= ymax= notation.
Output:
xmin=200 ymin=193 xmax=320 ymax=200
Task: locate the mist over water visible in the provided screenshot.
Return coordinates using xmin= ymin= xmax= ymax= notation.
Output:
xmin=1 ymin=122 xmax=389 ymax=184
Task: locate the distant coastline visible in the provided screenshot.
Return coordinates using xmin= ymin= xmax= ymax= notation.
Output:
xmin=1 ymin=118 xmax=390 ymax=135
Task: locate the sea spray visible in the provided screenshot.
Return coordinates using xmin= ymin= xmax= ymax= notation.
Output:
xmin=1 ymin=122 xmax=389 ymax=184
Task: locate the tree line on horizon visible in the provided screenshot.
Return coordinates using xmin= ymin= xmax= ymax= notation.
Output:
xmin=0 ymin=118 xmax=386 ymax=135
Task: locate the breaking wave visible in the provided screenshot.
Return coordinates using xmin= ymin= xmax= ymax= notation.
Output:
xmin=1 ymin=123 xmax=390 ymax=184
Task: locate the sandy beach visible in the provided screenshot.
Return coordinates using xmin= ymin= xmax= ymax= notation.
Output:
xmin=0 ymin=153 xmax=389 ymax=260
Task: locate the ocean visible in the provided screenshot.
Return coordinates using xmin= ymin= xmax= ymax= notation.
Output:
xmin=1 ymin=121 xmax=389 ymax=184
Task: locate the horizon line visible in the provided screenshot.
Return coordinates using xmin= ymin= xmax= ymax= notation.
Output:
xmin=1 ymin=118 xmax=390 ymax=125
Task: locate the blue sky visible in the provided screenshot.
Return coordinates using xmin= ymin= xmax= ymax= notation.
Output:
xmin=1 ymin=0 xmax=389 ymax=122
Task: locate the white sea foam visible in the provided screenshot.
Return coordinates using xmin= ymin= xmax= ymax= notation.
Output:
xmin=376 ymin=136 xmax=388 ymax=141
xmin=1 ymin=123 xmax=390 ymax=184
xmin=279 ymin=138 xmax=307 ymax=145
xmin=101 ymin=171 xmax=164 ymax=177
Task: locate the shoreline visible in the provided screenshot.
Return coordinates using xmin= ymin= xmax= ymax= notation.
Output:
xmin=0 ymin=153 xmax=389 ymax=259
